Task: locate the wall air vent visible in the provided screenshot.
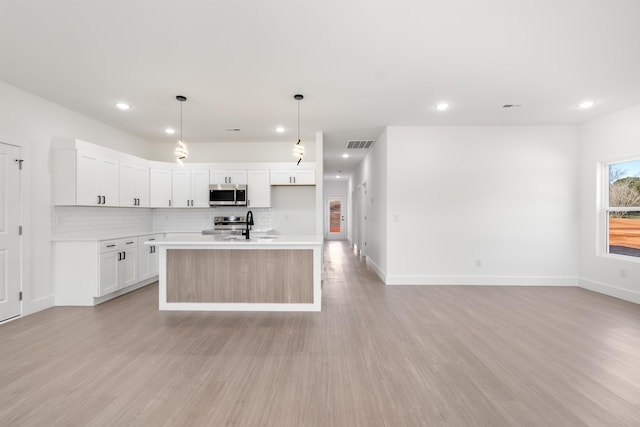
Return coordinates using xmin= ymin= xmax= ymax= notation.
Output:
xmin=346 ymin=140 xmax=374 ymax=149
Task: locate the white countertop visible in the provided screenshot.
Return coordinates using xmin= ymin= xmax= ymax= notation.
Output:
xmin=148 ymin=234 xmax=323 ymax=247
xmin=52 ymin=232 xmax=159 ymax=242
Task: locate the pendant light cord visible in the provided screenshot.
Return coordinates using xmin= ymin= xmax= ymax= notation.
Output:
xmin=297 ymin=99 xmax=301 ymax=144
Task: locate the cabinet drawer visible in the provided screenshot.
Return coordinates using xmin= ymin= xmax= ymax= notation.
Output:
xmin=99 ymin=237 xmax=138 ymax=253
xmin=99 ymin=240 xmax=121 ymax=253
xmin=138 ymin=234 xmax=163 ymax=246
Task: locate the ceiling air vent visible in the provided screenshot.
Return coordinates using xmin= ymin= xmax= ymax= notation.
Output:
xmin=346 ymin=140 xmax=374 ymax=149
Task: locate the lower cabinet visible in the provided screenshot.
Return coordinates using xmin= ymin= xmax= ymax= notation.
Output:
xmin=53 ymin=233 xmax=162 ymax=306
xmin=98 ymin=238 xmax=138 ymax=297
xmin=137 ymin=234 xmax=161 ymax=281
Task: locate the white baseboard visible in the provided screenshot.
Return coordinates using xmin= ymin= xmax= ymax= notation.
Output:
xmin=23 ymin=295 xmax=55 ymax=315
xmin=385 ymin=275 xmax=578 ymax=286
xmin=578 ymin=278 xmax=640 ymax=304
xmin=93 ymin=277 xmax=157 ymax=305
xmin=366 ymin=257 xmax=387 ymax=282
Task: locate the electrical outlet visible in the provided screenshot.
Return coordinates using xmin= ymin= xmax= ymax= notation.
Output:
xmin=393 ymin=214 xmax=400 ymax=223
xmin=620 ymin=269 xmax=627 ymax=278
xmin=475 ymin=259 xmax=483 ymax=268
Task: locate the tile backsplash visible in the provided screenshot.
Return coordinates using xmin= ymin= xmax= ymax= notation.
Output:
xmin=152 ymin=207 xmax=272 ymax=232
xmin=52 ymin=206 xmax=153 ymax=239
xmin=52 ymin=206 xmax=273 ymax=239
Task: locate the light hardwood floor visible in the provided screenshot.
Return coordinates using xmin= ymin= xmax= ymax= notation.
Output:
xmin=1 ymin=241 xmax=640 ymax=426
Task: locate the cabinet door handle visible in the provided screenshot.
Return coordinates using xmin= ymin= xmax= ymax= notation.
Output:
xmin=169 ymin=200 xmax=172 ymax=207
xmin=97 ymin=195 xmax=101 ymax=205
xmin=106 ymin=244 xmax=116 ymax=248
xmin=150 ymin=246 xmax=153 ymax=254
xmin=293 ymin=177 xmax=296 ymax=184
xmin=126 ymin=241 xmax=135 ymax=245
xmin=152 ymin=246 xmax=156 ymax=253
xmin=102 ymin=196 xmax=106 ymax=204
xmin=117 ymin=252 xmax=122 ymax=261
xmin=122 ymin=251 xmax=126 ymax=260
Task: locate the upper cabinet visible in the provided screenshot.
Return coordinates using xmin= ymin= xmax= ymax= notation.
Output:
xmin=172 ymin=169 xmax=210 ymax=207
xmin=149 ymin=168 xmax=173 ymax=207
xmin=210 ymin=169 xmax=248 ymax=185
xmin=247 ymin=170 xmax=271 ymax=208
xmin=119 ymin=162 xmax=149 ymax=207
xmin=53 ymin=149 xmax=120 ymax=206
xmin=270 ymin=169 xmax=316 ymax=185
xmin=52 ymin=139 xmax=317 ymax=208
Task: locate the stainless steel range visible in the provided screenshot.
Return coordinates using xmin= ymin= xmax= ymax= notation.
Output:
xmin=202 ymin=216 xmax=250 ymax=235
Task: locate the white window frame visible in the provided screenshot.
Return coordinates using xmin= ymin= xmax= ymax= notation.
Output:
xmin=602 ymin=157 xmax=640 ymax=261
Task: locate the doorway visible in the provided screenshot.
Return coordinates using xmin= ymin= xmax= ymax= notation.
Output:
xmin=325 ymin=195 xmax=346 ymax=240
xmin=0 ymin=142 xmax=21 ymax=322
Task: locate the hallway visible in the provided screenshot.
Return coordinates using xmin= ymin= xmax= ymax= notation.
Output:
xmin=1 ymin=241 xmax=639 ymax=426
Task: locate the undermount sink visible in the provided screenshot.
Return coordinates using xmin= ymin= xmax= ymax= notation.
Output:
xmin=222 ymin=235 xmax=245 ymax=241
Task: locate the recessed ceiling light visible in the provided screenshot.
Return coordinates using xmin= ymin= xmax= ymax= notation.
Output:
xmin=435 ymin=103 xmax=449 ymax=111
xmin=116 ymin=102 xmax=131 ymax=110
xmin=225 ymin=128 xmax=241 ymax=132
xmin=579 ymin=100 xmax=595 ymax=109
xmin=276 ymin=126 xmax=285 ymax=133
xmin=336 ymin=175 xmax=341 ymax=179
xmin=342 ymin=153 xmax=349 ymax=158
xmin=165 ymin=128 xmax=175 ymax=135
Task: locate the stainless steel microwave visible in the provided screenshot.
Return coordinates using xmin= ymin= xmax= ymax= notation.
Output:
xmin=209 ymin=184 xmax=247 ymax=206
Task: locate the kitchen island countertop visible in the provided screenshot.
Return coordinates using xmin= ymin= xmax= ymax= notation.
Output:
xmin=147 ymin=234 xmax=322 ymax=247
xmin=151 ymin=234 xmax=323 ymax=312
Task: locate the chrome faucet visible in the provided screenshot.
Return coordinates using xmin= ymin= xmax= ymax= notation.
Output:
xmin=243 ymin=210 xmax=254 ymax=239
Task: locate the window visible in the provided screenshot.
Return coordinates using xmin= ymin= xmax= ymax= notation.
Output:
xmin=606 ymin=159 xmax=640 ymax=258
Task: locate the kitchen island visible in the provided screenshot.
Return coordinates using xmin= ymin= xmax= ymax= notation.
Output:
xmin=148 ymin=234 xmax=323 ymax=312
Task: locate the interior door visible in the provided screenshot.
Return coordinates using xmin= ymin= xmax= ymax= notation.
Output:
xmin=0 ymin=143 xmax=21 ymax=321
xmin=326 ymin=195 xmax=346 ymax=240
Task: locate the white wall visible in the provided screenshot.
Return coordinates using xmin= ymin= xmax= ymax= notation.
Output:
xmin=578 ymin=104 xmax=640 ymax=303
xmin=271 ymin=187 xmax=316 ymax=234
xmin=0 ymin=81 xmax=152 ymax=315
xmin=378 ymin=125 xmax=579 ymax=285
xmin=354 ymin=129 xmax=388 ymax=276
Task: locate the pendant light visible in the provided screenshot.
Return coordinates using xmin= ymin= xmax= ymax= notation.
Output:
xmin=293 ymin=94 xmax=304 ymax=166
xmin=174 ymin=95 xmax=188 ymax=166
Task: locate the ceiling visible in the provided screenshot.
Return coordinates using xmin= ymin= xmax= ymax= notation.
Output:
xmin=2 ymin=0 xmax=640 ymax=181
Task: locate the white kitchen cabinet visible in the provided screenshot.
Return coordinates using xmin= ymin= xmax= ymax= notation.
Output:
xmin=270 ymin=169 xmax=316 ymax=185
xmin=210 ymin=169 xmax=247 ymax=185
xmin=138 ymin=234 xmax=162 ymax=281
xmin=97 ymin=238 xmax=138 ymax=297
xmin=98 ymin=250 xmax=119 ymax=296
xmin=119 ymin=239 xmax=138 ymax=288
xmin=53 ymin=149 xmax=120 ymax=206
xmin=191 ymin=170 xmax=211 ymax=207
xmin=172 ymin=169 xmax=210 ymax=207
xmin=150 ymin=168 xmax=173 ymax=207
xmin=119 ymin=162 xmax=149 ymax=207
xmin=172 ymin=169 xmax=191 ymax=207
xmin=54 ymin=233 xmax=160 ymax=306
xmin=247 ymin=170 xmax=271 ymax=208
